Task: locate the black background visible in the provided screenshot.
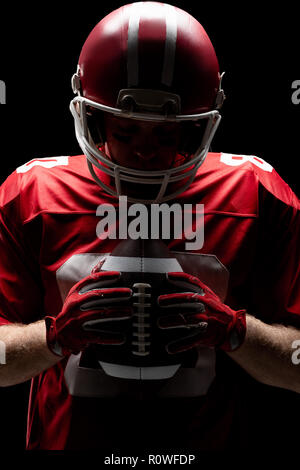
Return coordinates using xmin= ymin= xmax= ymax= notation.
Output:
xmin=0 ymin=0 xmax=299 ymax=452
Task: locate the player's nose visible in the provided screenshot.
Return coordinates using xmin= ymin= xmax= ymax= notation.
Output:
xmin=134 ymin=149 xmax=158 ymax=161
xmin=133 ymin=134 xmax=160 ymax=162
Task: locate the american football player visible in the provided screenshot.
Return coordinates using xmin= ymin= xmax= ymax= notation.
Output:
xmin=0 ymin=2 xmax=299 ymax=451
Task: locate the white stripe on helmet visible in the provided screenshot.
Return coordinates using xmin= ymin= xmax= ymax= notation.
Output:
xmin=127 ymin=2 xmax=177 ymax=88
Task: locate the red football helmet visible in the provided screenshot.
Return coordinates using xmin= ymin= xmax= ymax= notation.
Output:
xmin=70 ymin=2 xmax=225 ymax=203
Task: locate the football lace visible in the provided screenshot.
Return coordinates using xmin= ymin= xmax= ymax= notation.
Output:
xmin=132 ymin=283 xmax=152 ymax=356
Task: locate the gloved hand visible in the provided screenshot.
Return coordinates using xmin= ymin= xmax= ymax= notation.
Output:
xmin=45 ymin=271 xmax=132 ymax=357
xmin=157 ymin=272 xmax=246 ymax=354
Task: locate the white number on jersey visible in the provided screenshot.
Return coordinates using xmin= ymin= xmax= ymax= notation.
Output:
xmin=220 ymin=153 xmax=273 ymax=173
xmin=16 ymin=156 xmax=69 ymax=174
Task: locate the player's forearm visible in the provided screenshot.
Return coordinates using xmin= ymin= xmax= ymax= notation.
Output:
xmin=228 ymin=314 xmax=300 ymax=393
xmin=0 ymin=320 xmax=61 ymax=387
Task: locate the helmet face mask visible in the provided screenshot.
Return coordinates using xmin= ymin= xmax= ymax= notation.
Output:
xmin=70 ymin=2 xmax=225 ymax=203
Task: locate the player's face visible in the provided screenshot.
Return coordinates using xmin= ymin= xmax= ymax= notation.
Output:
xmin=103 ymin=114 xmax=182 ymax=171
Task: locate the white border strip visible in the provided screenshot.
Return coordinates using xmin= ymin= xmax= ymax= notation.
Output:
xmin=101 ymin=256 xmax=183 ymax=273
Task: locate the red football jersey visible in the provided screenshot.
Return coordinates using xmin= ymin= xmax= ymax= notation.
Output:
xmin=0 ymin=152 xmax=299 ymax=450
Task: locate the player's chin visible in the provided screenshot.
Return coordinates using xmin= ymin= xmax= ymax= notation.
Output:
xmin=120 ymin=182 xmax=161 ymax=200
xmin=119 ymin=177 xmax=191 ymax=202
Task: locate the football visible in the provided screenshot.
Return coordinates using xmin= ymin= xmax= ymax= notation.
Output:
xmin=86 ymin=238 xmax=199 ymax=380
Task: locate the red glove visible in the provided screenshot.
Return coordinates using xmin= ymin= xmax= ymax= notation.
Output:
xmin=157 ymin=272 xmax=246 ymax=354
xmin=45 ymin=271 xmax=133 ymax=357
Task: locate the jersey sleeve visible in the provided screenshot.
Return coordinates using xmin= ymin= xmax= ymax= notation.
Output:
xmin=0 ymin=173 xmax=44 ymax=325
xmin=248 ymin=167 xmax=300 ymax=327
